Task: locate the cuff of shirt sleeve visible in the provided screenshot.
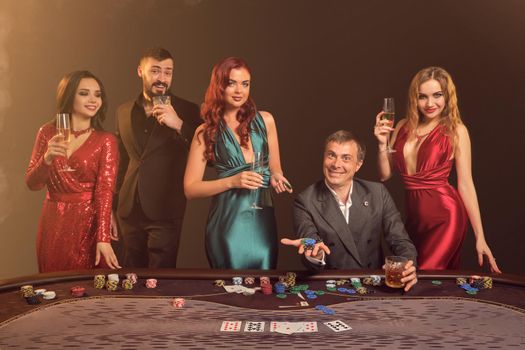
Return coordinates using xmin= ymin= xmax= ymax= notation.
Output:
xmin=305 ymin=251 xmax=326 ymax=266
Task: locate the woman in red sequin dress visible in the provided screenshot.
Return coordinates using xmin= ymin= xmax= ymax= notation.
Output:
xmin=25 ymin=71 xmax=121 ymax=273
xmin=374 ymin=67 xmax=500 ymax=272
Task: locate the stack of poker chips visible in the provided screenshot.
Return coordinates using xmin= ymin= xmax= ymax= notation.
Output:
xmin=43 ymin=291 xmax=56 ymax=300
xmin=94 ymin=275 xmax=106 ymax=289
xmin=214 ymin=279 xmax=225 ymax=287
xmin=70 ymin=286 xmax=86 ymax=297
xmin=232 ymin=277 xmax=243 ymax=285
xmin=106 ymin=274 xmax=119 ymax=291
xmin=273 ymin=282 xmax=286 ymax=296
xmin=337 ymin=287 xmax=357 ymax=295
xmin=456 ymin=276 xmax=493 ymax=295
xmin=244 ymin=276 xmax=255 ymax=285
xmin=260 ymin=277 xmax=272 ymax=295
xmin=289 ymin=284 xmax=309 ymax=294
xmin=121 ymin=279 xmax=134 ymax=290
xmin=315 ymin=304 xmax=335 ymax=315
xmin=125 ymin=273 xmax=138 ymax=285
xmin=350 ymin=278 xmax=370 ymax=295
xmin=363 ymin=275 xmax=382 ymax=286
xmin=325 ymin=280 xmax=337 ymax=291
xmin=336 ymin=279 xmax=349 ymax=286
xmin=284 ymin=272 xmax=296 ymax=287
xmin=21 ymin=285 xmax=40 ymax=305
xmin=145 ymin=279 xmax=157 ymax=288
xmin=171 ymin=297 xmax=185 ymax=308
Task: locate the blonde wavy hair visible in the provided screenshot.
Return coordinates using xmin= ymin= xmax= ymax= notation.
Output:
xmin=405 ymin=67 xmax=463 ymax=148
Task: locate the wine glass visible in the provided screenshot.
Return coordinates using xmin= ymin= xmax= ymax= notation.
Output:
xmin=381 ymin=97 xmax=396 ymax=153
xmin=250 ymin=152 xmax=263 ymax=210
xmin=56 ymin=113 xmax=75 ymax=172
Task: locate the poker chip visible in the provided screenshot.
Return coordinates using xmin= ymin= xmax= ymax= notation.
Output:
xmin=244 ymin=277 xmax=255 ymax=285
xmin=482 ymin=277 xmax=493 ymax=289
xmin=25 ymin=295 xmax=40 ymax=305
xmin=466 ymin=290 xmax=478 ymax=295
xmin=285 ymin=272 xmax=297 ymax=287
xmin=356 ymin=286 xmax=368 ymax=295
xmin=456 ymin=277 xmax=467 ymax=285
xmin=145 ymin=279 xmax=157 ymax=289
xmin=345 ymin=288 xmax=356 ymax=295
xmin=260 ymin=276 xmax=270 ymax=286
xmin=273 ymin=282 xmax=286 ymax=294
xmin=326 ymin=286 xmax=337 ymax=292
xmin=261 ymin=283 xmax=273 ymax=295
xmin=350 ymin=277 xmax=361 ymax=284
xmin=431 ymin=280 xmax=442 ymax=285
xmin=370 ymin=275 xmax=382 ymax=286
xmin=232 ymin=277 xmax=243 ymax=285
xmin=306 ymin=294 xmax=318 ymax=299
xmin=314 ymin=290 xmax=325 ymax=295
xmin=276 ymin=293 xmax=287 ymax=299
xmin=337 ymin=287 xmax=348 ymax=293
xmin=70 ymin=286 xmax=85 ymax=297
xmin=214 ymin=279 xmax=225 ymax=287
xmin=315 ymin=305 xmax=335 ymax=315
xmin=336 ymin=279 xmax=349 ymax=286
xmin=34 ymin=289 xmax=46 ymax=296
xmin=125 ymin=273 xmax=138 ymax=284
xmin=107 ymin=273 xmax=119 ymax=282
xmin=301 ymin=238 xmax=316 ymax=250
xmin=172 ymin=297 xmax=185 ymax=308
xmin=20 ymin=285 xmax=35 ymax=298
xmin=121 ymin=279 xmax=134 ymax=290
xmin=363 ymin=277 xmax=374 ymax=285
xmin=42 ymin=291 xmax=56 ymax=300
xmin=94 ymin=275 xmax=106 ymax=289
xmin=106 ymin=280 xmax=118 ymax=291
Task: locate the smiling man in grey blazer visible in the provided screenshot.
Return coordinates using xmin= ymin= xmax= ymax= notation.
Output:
xmin=282 ymin=130 xmax=418 ymax=291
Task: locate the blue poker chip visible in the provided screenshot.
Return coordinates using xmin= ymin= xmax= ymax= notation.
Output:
xmin=337 ymin=287 xmax=347 ymax=293
xmin=315 ymin=305 xmax=327 ymax=310
xmin=322 ymin=308 xmax=335 ymax=315
xmin=304 ymin=290 xmax=316 ymax=295
xmin=346 ymin=289 xmax=356 ymax=294
xmin=306 ymin=294 xmax=318 ymax=299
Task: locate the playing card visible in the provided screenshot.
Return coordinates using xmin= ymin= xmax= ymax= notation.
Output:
xmin=297 ymin=321 xmax=318 ymax=333
xmin=244 ymin=321 xmax=265 ymax=332
xmin=324 ymin=320 xmax=352 ymax=332
xmin=220 ymin=321 xmax=242 ymax=332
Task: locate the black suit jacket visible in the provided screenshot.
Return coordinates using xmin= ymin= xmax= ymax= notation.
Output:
xmin=293 ymin=178 xmax=417 ymax=270
xmin=115 ymin=94 xmax=201 ymax=220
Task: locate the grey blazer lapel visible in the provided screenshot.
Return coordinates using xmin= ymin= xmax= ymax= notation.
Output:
xmin=316 ymin=183 xmax=363 ymax=266
xmin=347 ymin=180 xmax=372 ymax=246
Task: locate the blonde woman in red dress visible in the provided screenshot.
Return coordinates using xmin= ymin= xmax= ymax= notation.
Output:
xmin=26 ymin=71 xmax=120 ymax=272
xmin=374 ymin=67 xmax=500 ymax=272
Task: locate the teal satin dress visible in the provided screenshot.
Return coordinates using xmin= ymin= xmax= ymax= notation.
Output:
xmin=206 ymin=112 xmax=278 ymax=269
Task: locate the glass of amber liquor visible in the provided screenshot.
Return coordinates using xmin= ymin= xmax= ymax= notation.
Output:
xmin=385 ymin=256 xmax=407 ymax=288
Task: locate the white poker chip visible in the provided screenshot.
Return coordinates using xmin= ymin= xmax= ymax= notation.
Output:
xmin=34 ymin=289 xmax=47 ymax=296
xmin=350 ymin=277 xmax=361 ymax=283
xmin=43 ymin=291 xmax=56 ymax=300
xmin=325 ymin=280 xmax=336 ymax=285
xmin=107 ymin=274 xmax=119 ymax=282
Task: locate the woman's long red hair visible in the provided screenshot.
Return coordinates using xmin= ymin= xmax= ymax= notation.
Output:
xmin=200 ymin=57 xmax=256 ymax=160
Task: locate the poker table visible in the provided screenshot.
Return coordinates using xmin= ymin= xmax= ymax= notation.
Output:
xmin=1 ymin=269 xmax=524 ymax=349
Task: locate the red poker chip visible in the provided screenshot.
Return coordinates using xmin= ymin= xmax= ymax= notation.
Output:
xmin=70 ymin=286 xmax=85 ymax=298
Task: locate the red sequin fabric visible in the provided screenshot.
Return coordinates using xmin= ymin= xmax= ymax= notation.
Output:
xmin=25 ymin=124 xmax=118 ymax=273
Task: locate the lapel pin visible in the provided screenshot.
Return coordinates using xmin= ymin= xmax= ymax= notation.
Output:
xmin=363 ymin=201 xmax=369 ymax=207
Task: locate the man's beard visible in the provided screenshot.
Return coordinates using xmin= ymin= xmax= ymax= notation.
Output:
xmin=145 ymin=81 xmax=170 ymax=98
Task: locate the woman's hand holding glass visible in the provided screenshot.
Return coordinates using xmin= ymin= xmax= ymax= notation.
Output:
xmin=44 ymin=134 xmax=69 ymax=165
xmin=230 ymin=170 xmax=263 ymax=190
xmin=374 ymin=111 xmax=395 ymax=150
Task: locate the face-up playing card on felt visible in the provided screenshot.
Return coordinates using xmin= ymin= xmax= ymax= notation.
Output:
xmin=297 ymin=321 xmax=318 ymax=333
xmin=220 ymin=321 xmax=242 ymax=332
xmin=244 ymin=321 xmax=265 ymax=332
xmin=324 ymin=320 xmax=352 ymax=332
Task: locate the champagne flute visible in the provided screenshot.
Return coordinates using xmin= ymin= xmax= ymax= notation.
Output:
xmin=56 ymin=113 xmax=75 ymax=172
xmin=382 ymin=97 xmax=396 ymax=153
xmin=250 ymin=152 xmax=263 ymax=210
